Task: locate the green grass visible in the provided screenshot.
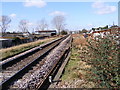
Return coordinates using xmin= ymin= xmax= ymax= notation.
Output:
xmin=61 ymin=48 xmax=80 ymax=80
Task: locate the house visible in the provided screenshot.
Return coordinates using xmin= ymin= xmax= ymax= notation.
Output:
xmin=88 ymin=27 xmax=120 ymax=40
xmin=35 ymin=30 xmax=57 ymax=37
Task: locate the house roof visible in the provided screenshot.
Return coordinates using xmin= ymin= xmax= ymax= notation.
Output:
xmin=92 ymin=27 xmax=120 ymax=34
xmin=87 ymin=27 xmax=120 ymax=36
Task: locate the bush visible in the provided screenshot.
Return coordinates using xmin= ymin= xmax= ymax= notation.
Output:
xmin=12 ymin=37 xmax=21 ymax=45
xmin=60 ymin=30 xmax=68 ymax=35
xmin=13 ymin=37 xmax=21 ymax=40
xmin=88 ymin=35 xmax=119 ymax=88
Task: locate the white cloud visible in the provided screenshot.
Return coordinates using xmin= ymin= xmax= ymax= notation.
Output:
xmin=49 ymin=11 xmax=66 ymax=16
xmin=92 ymin=2 xmax=104 ymax=8
xmin=24 ymin=0 xmax=46 ymax=8
xmin=92 ymin=2 xmax=117 ymax=14
xmin=9 ymin=13 xmax=16 ymax=18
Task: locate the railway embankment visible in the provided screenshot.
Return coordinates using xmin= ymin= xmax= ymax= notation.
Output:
xmin=54 ymin=34 xmax=119 ymax=88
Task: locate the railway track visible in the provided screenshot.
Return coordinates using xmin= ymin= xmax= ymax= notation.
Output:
xmin=0 ymin=35 xmax=70 ymax=89
xmin=39 ymin=45 xmax=72 ymax=90
xmin=1 ymin=38 xmax=63 ymax=82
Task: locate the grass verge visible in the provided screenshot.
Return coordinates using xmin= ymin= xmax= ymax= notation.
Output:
xmin=58 ymin=34 xmax=96 ymax=88
xmin=0 ymin=37 xmax=56 ymax=60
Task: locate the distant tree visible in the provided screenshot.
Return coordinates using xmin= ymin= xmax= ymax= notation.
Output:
xmin=36 ymin=18 xmax=48 ymax=31
xmin=13 ymin=31 xmax=17 ymax=34
xmin=0 ymin=15 xmax=11 ymax=33
xmin=92 ymin=28 xmax=95 ymax=31
xmin=6 ymin=32 xmax=10 ymax=34
xmin=60 ymin=30 xmax=68 ymax=35
xmin=98 ymin=25 xmax=108 ymax=30
xmin=103 ymin=25 xmax=108 ymax=29
xmin=19 ymin=19 xmax=29 ymax=33
xmin=13 ymin=37 xmax=21 ymax=45
xmin=79 ymin=30 xmax=82 ymax=34
xmin=93 ymin=25 xmax=109 ymax=31
xmin=81 ymin=29 xmax=88 ymax=33
xmin=19 ymin=19 xmax=33 ymax=41
xmin=52 ymin=15 xmax=66 ymax=35
xmin=110 ymin=25 xmax=118 ymax=28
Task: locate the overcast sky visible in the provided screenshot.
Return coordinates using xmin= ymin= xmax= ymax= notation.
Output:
xmin=1 ymin=0 xmax=119 ymax=32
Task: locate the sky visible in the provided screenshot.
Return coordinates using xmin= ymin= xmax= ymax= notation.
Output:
xmin=1 ymin=0 xmax=119 ymax=32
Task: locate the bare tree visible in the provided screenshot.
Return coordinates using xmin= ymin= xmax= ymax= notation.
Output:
xmin=0 ymin=15 xmax=11 ymax=33
xmin=19 ymin=19 xmax=29 ymax=33
xmin=52 ymin=15 xmax=66 ymax=35
xmin=36 ymin=18 xmax=48 ymax=31
xmin=19 ymin=20 xmax=33 ymax=41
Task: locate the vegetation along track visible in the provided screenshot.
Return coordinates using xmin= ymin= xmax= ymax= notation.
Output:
xmin=0 ymin=35 xmax=69 ymax=89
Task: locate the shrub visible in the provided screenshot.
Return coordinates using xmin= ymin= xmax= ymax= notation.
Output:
xmin=12 ymin=37 xmax=21 ymax=45
xmin=60 ymin=30 xmax=68 ymax=35
xmin=87 ymin=35 xmax=119 ymax=88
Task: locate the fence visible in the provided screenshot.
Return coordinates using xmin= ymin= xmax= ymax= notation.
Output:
xmin=0 ymin=38 xmax=33 ymax=49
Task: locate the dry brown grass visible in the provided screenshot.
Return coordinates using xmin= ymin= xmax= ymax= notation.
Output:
xmin=0 ymin=37 xmax=56 ymax=60
xmin=72 ymin=34 xmax=88 ymax=49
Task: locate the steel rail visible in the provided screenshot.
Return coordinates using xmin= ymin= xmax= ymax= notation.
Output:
xmin=0 ymin=35 xmax=69 ymax=90
xmin=36 ymin=36 xmax=72 ymax=89
xmin=1 ymin=36 xmax=66 ymax=69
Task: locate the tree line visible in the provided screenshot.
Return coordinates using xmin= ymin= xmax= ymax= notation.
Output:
xmin=0 ymin=15 xmax=67 ymax=35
